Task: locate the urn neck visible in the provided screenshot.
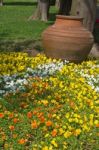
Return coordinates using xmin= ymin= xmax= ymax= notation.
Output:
xmin=55 ymin=15 xmax=83 ymax=28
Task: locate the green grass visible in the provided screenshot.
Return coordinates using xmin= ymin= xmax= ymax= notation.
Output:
xmin=0 ymin=0 xmax=49 ymax=40
xmin=0 ymin=0 xmax=57 ymax=51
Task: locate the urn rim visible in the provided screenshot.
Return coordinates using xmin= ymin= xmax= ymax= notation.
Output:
xmin=56 ymin=15 xmax=83 ymax=21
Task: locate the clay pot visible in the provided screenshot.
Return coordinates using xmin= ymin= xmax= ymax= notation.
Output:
xmin=42 ymin=15 xmax=94 ymax=63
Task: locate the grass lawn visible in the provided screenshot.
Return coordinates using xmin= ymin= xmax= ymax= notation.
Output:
xmin=0 ymin=0 xmax=50 ymax=40
xmin=0 ymin=0 xmax=57 ymax=51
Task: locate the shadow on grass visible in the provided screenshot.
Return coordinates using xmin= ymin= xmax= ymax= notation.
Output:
xmin=0 ymin=32 xmax=10 ymax=38
xmin=49 ymin=12 xmax=57 ymax=21
xmin=46 ymin=13 xmax=57 ymax=25
xmin=4 ymin=2 xmax=37 ymax=6
xmin=0 ymin=39 xmax=42 ymax=52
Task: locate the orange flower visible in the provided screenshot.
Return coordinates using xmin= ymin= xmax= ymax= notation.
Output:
xmin=9 ymin=113 xmax=14 ymax=118
xmin=13 ymin=118 xmax=19 ymax=123
xmin=9 ymin=125 xmax=15 ymax=131
xmin=31 ymin=120 xmax=38 ymax=129
xmin=44 ymin=82 xmax=49 ymax=88
xmin=48 ymin=113 xmax=52 ymax=118
xmin=13 ymin=134 xmax=17 ymax=139
xmin=40 ymin=116 xmax=45 ymax=123
xmin=96 ymin=124 xmax=99 ymax=128
xmin=33 ymin=110 xmax=37 ymax=115
xmin=37 ymin=112 xmax=43 ymax=118
xmin=27 ymin=112 xmax=32 ymax=119
xmin=52 ymin=129 xmax=57 ymax=137
xmin=21 ymin=93 xmax=29 ymax=97
xmin=56 ymin=124 xmax=60 ymax=128
xmin=18 ymin=138 xmax=26 ymax=144
xmin=20 ymin=102 xmax=28 ymax=109
xmin=0 ymin=113 xmax=4 ymax=118
xmin=46 ymin=120 xmax=53 ymax=127
xmin=69 ymin=101 xmax=75 ymax=109
xmin=2 ymin=135 xmax=6 ymax=140
xmin=32 ymin=83 xmax=37 ymax=88
xmin=55 ymin=95 xmax=61 ymax=100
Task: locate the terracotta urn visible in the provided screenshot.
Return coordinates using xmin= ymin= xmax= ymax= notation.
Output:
xmin=42 ymin=15 xmax=94 ymax=63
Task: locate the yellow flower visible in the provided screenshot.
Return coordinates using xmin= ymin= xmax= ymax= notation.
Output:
xmin=4 ymin=143 xmax=9 ymax=149
xmin=59 ymin=128 xmax=65 ymax=135
xmin=63 ymin=142 xmax=68 ymax=149
xmin=45 ymin=134 xmax=49 ymax=138
xmin=68 ymin=125 xmax=72 ymax=130
xmin=42 ymin=100 xmax=48 ymax=106
xmin=65 ymin=113 xmax=70 ymax=119
xmin=51 ymin=99 xmax=57 ymax=104
xmin=42 ymin=146 xmax=49 ymax=150
xmin=74 ymin=129 xmax=81 ymax=136
xmin=51 ymin=140 xmax=58 ymax=148
xmin=64 ymin=131 xmax=72 ymax=138
xmin=79 ymin=78 xmax=85 ymax=82
xmin=56 ymin=116 xmax=60 ymax=120
xmin=89 ymin=120 xmax=93 ymax=126
xmin=94 ymin=120 xmax=98 ymax=125
xmin=68 ymin=118 xmax=73 ymax=122
xmin=82 ymin=124 xmax=90 ymax=132
xmin=59 ymin=82 xmax=64 ymax=88
xmin=74 ymin=118 xmax=79 ymax=123
xmin=49 ymin=146 xmax=53 ymax=150
xmin=79 ymin=119 xmax=83 ymax=124
xmin=52 ymin=114 xmax=56 ymax=118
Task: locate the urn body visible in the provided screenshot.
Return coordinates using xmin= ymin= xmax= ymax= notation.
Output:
xmin=42 ymin=15 xmax=94 ymax=63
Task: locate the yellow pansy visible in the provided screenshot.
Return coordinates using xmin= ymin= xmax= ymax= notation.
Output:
xmin=51 ymin=140 xmax=58 ymax=148
xmin=42 ymin=146 xmax=49 ymax=150
xmin=59 ymin=128 xmax=65 ymax=135
xmin=42 ymin=100 xmax=49 ymax=105
xmin=45 ymin=134 xmax=49 ymax=138
xmin=74 ymin=129 xmax=81 ymax=136
xmin=64 ymin=131 xmax=72 ymax=138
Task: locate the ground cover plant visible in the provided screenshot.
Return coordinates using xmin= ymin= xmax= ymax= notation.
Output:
xmin=0 ymin=52 xmax=99 ymax=149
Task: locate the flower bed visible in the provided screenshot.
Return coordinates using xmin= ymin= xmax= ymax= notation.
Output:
xmin=0 ymin=53 xmax=99 ymax=149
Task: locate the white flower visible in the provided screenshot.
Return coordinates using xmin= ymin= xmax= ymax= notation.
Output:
xmin=0 ymin=90 xmax=5 ymax=94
